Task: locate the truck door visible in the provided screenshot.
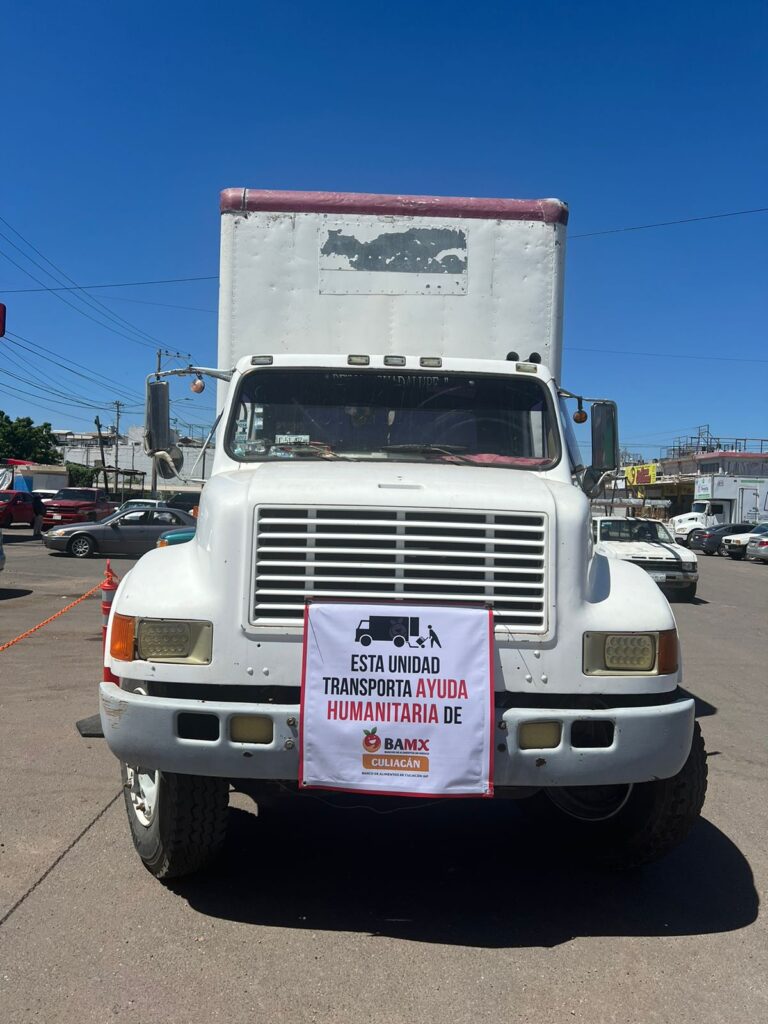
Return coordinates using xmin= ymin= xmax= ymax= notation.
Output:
xmin=709 ymin=502 xmax=727 ymax=526
xmin=738 ymin=489 xmax=759 ymax=523
xmin=13 ymin=494 xmax=33 ymax=525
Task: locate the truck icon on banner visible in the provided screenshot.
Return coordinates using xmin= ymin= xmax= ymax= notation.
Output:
xmin=355 ymin=615 xmax=421 ymax=648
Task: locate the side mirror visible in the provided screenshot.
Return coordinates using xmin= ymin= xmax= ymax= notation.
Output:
xmin=145 ymin=381 xmax=172 ymax=456
xmin=590 ymin=401 xmax=619 ymax=473
xmin=582 ymin=400 xmax=619 ymax=497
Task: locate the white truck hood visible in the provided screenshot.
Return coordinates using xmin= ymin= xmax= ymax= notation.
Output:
xmin=218 ymin=459 xmax=572 ymax=515
xmin=595 ymin=540 xmax=697 ymax=564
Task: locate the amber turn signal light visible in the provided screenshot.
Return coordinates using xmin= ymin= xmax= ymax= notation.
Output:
xmin=657 ymin=629 xmax=679 ymax=675
xmin=110 ymin=613 xmax=136 ymax=661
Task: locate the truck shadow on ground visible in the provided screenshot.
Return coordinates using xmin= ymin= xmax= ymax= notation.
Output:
xmin=0 ymin=587 xmax=34 ymax=601
xmin=680 ymin=687 xmax=717 ymax=718
xmin=174 ymin=798 xmax=758 ymax=948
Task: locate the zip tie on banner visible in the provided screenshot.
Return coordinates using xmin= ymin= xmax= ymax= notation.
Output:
xmin=0 ymin=562 xmax=117 ymax=654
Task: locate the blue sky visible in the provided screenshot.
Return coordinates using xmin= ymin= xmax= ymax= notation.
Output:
xmin=1 ymin=0 xmax=766 ymax=457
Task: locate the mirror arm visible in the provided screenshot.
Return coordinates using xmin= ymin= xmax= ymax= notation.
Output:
xmin=154 ymin=450 xmax=183 ymax=480
xmin=583 ymin=468 xmax=617 ymax=499
xmin=558 ymin=388 xmax=615 ymax=404
xmin=149 ymin=366 xmax=234 ymax=384
xmin=187 ymin=411 xmax=223 ymax=478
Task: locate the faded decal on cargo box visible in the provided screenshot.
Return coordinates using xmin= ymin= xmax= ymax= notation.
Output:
xmin=319 ymin=223 xmax=468 ymax=296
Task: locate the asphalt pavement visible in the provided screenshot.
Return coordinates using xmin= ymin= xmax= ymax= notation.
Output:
xmin=0 ymin=529 xmax=765 ymax=1023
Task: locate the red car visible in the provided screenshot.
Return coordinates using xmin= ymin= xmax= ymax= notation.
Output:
xmin=0 ymin=490 xmax=36 ymax=528
xmin=42 ymin=487 xmax=115 ymax=529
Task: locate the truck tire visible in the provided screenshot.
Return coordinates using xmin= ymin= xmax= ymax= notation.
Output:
xmin=728 ymin=551 xmax=745 ymax=560
xmin=524 ymin=722 xmax=707 ymax=869
xmin=121 ymin=763 xmax=229 ymax=880
xmin=680 ymin=582 xmax=697 ymax=602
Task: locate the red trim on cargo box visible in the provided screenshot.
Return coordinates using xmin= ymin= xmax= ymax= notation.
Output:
xmin=220 ymin=188 xmax=568 ymax=224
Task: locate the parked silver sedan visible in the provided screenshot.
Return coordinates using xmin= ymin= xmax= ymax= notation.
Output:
xmin=43 ymin=507 xmax=196 ymax=558
xmin=746 ymin=533 xmax=768 ymax=563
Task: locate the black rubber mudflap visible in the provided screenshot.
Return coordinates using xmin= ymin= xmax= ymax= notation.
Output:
xmin=76 ymin=714 xmax=104 ymax=738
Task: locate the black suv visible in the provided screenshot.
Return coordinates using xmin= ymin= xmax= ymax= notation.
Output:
xmin=689 ymin=522 xmax=754 ymax=556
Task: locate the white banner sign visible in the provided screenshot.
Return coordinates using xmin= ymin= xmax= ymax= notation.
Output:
xmin=300 ymin=602 xmax=494 ymax=798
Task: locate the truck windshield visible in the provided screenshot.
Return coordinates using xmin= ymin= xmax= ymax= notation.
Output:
xmin=691 ymin=502 xmax=708 ymax=513
xmin=600 ymin=520 xmax=675 ymax=543
xmin=53 ymin=489 xmax=97 ymax=501
xmin=226 ymin=369 xmax=560 ymax=468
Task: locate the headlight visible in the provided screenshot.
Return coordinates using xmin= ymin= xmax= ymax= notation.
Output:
xmin=583 ymin=629 xmax=678 ymax=675
xmin=110 ymin=615 xmax=213 ymax=664
xmin=137 ymin=619 xmax=213 ymax=663
xmin=48 ymin=529 xmax=68 ymax=537
xmin=682 ymin=562 xmax=696 ymax=571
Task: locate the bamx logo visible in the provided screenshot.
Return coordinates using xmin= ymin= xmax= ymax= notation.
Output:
xmin=384 ymin=737 xmax=430 ymax=752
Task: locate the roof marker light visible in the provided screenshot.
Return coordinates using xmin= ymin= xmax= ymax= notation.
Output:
xmin=251 ymin=355 xmax=273 ymax=365
xmin=384 ymin=355 xmax=406 ymax=366
xmin=516 ymin=362 xmax=538 ymax=373
xmin=348 ymin=354 xmax=370 ymax=366
xmin=420 ymin=357 xmax=442 ymax=368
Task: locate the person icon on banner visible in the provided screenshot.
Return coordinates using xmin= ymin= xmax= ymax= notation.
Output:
xmin=428 ymin=625 xmax=441 ymax=648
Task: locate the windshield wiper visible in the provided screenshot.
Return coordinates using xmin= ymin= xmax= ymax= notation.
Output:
xmin=379 ymin=443 xmax=472 ymax=463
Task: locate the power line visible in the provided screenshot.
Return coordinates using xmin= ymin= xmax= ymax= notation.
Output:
xmin=97 ymin=294 xmax=217 ymax=313
xmin=0 ymin=387 xmax=101 ymax=427
xmin=0 ymin=275 xmax=217 ymax=293
xmin=571 ymin=206 xmax=768 ymax=239
xmin=6 ymin=332 xmax=145 ymax=402
xmin=0 ymin=217 xmax=167 ymax=348
xmin=0 ymin=380 xmax=116 ymax=417
xmin=0 ymin=203 xmax=763 ymax=296
xmin=0 ymin=245 xmax=158 ymax=351
xmin=0 ymin=351 xmax=116 ymax=409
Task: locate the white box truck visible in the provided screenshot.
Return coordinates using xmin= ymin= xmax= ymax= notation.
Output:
xmin=670 ymin=475 xmax=768 ymax=544
xmin=100 ymin=189 xmax=706 ymax=879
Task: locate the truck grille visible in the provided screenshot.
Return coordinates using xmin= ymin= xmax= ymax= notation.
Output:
xmin=253 ymin=506 xmax=548 ymax=632
xmin=630 ymin=559 xmax=683 ymax=574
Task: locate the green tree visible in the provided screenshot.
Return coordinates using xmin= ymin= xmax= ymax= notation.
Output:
xmin=0 ymin=410 xmax=62 ymax=464
xmin=65 ymin=462 xmax=97 ymax=487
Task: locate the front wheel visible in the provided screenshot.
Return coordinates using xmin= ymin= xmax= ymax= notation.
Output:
xmin=121 ymin=763 xmax=229 ymax=880
xmin=68 ymin=534 xmax=94 ymax=558
xmin=525 ymin=722 xmax=707 ymax=868
xmin=679 ymin=582 xmax=697 ymax=602
xmin=728 ymin=551 xmax=745 ymax=560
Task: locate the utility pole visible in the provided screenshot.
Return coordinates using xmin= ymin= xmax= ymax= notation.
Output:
xmin=94 ymin=417 xmax=110 ymax=493
xmin=113 ymin=400 xmax=123 ymax=501
xmin=150 ymin=349 xmax=161 ymax=497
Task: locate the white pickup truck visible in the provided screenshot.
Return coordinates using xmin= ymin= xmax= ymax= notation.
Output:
xmin=592 ymin=517 xmax=698 ymax=601
xmin=100 ymin=189 xmax=706 ymax=880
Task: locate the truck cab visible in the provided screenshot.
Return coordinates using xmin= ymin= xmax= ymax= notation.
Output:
xmin=100 ymin=189 xmax=706 ymax=880
xmin=670 ymin=499 xmax=730 ymax=544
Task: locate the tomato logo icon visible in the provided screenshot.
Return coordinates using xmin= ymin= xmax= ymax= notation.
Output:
xmin=363 ymin=727 xmax=381 ymax=752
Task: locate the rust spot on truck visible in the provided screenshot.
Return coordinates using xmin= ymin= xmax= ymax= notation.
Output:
xmin=535 ymin=757 xmax=546 ymax=767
